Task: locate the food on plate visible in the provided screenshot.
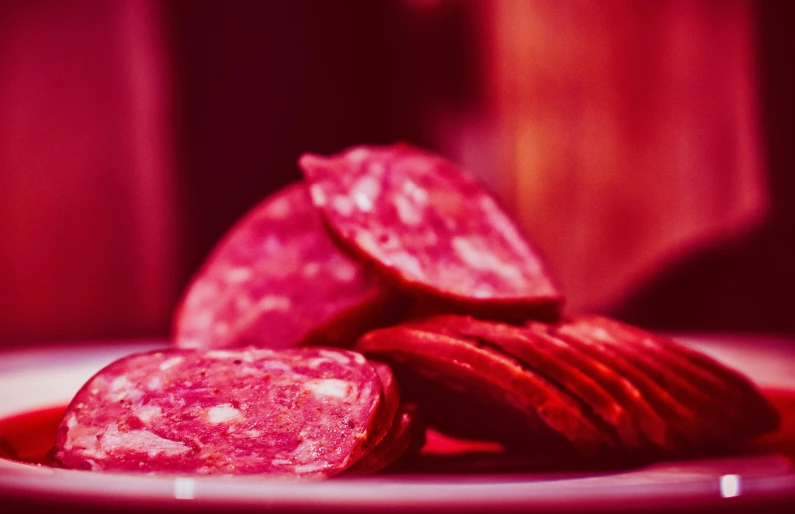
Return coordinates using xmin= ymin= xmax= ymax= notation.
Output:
xmin=173 ymin=183 xmax=405 ymax=350
xmin=39 ymin=143 xmax=779 ymax=479
xmin=557 ymin=316 xmax=780 ymax=438
xmin=299 ymin=144 xmax=563 ymax=321
xmin=54 ymin=347 xmax=414 ymax=478
xmin=354 ymin=323 xmax=618 ymax=458
xmin=355 ymin=314 xmax=779 ymax=458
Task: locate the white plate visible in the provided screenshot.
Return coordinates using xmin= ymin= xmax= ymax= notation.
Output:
xmin=1 ymin=336 xmax=794 ymax=512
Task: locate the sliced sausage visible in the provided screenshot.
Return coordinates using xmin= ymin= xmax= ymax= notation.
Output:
xmin=355 ymin=325 xmax=617 ymax=457
xmin=55 ymin=347 xmax=384 ymax=478
xmin=571 ymin=315 xmax=779 ymax=438
xmin=299 ymin=145 xmax=563 ymax=321
xmin=173 ymin=183 xmax=404 ymax=350
xmin=409 ymin=315 xmax=648 ymax=453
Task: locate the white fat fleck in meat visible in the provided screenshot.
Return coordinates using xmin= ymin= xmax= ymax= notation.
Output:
xmin=332 ymin=195 xmax=355 ymax=216
xmin=97 ymin=423 xmax=191 ymax=458
xmin=402 ymin=179 xmax=429 ymax=204
xmin=255 ymin=295 xmax=292 ymax=312
xmin=302 ymin=378 xmax=354 ymax=399
xmin=351 ymin=176 xmax=381 ymax=212
xmin=355 ymin=231 xmax=380 ymax=256
xmin=224 ymin=266 xmax=253 ymax=284
xmin=317 ymin=349 xmax=352 ymax=365
xmin=292 ymin=438 xmax=327 ymax=470
xmin=266 ymin=194 xmax=293 ymax=218
xmin=390 ymin=251 xmax=426 ymax=280
xmin=245 ymin=429 xmax=262 ymax=438
xmin=206 ymin=404 xmax=244 ymax=424
xmin=136 ymin=405 xmax=162 ymax=422
xmin=471 ymin=283 xmax=496 ymax=298
xmin=261 ymin=234 xmax=284 ymax=254
xmin=147 ymin=377 xmax=163 ymax=391
xmin=206 ymin=350 xmax=239 ymax=359
xmin=346 ymin=147 xmax=369 ymax=164
xmin=368 ymin=161 xmax=386 ymax=177
xmin=295 ymin=461 xmax=330 ymax=474
xmin=352 ymin=353 xmax=366 ymax=365
xmin=108 ymin=376 xmax=143 ymax=403
xmin=159 ymin=356 xmax=184 ymax=371
xmin=259 ymin=359 xmax=293 ymax=372
xmin=310 ymin=184 xmax=327 ymax=206
xmin=451 ymin=236 xmax=525 ymax=286
xmin=394 ymin=193 xmax=424 ymax=226
xmin=328 ymin=257 xmax=357 ymax=282
xmin=302 ymin=262 xmax=321 ymax=277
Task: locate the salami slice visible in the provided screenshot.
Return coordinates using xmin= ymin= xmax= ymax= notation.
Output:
xmin=570 ymin=316 xmax=779 ymax=437
xmin=299 ymin=145 xmax=563 ymax=320
xmin=551 ymin=318 xmax=770 ymax=450
xmin=55 ymin=347 xmax=384 ymax=478
xmin=355 ymin=325 xmax=617 ymax=457
xmin=173 ymin=183 xmax=404 ymax=350
xmin=409 ymin=315 xmax=647 ymax=453
xmin=523 ymin=322 xmax=680 ymax=455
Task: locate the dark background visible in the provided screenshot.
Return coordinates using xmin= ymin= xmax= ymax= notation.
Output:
xmin=164 ymin=1 xmax=795 ymax=337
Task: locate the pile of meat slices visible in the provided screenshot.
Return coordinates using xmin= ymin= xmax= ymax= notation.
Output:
xmin=54 ymin=144 xmax=779 ymax=478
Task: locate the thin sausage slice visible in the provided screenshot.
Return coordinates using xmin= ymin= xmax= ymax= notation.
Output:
xmin=299 ymin=145 xmax=563 ymax=321
xmin=55 ymin=347 xmax=384 ymax=478
xmin=174 ymin=183 xmax=404 ymax=350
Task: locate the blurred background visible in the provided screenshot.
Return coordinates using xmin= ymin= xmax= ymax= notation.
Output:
xmin=0 ymin=0 xmax=793 ymax=346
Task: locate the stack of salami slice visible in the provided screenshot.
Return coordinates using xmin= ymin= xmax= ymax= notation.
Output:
xmin=54 ymin=144 xmax=779 ymax=477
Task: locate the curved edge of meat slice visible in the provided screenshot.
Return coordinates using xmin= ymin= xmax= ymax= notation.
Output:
xmin=364 ymin=361 xmax=401 ymax=454
xmin=54 ymin=347 xmax=383 ymax=479
xmin=560 ymin=316 xmax=779 ymax=446
xmin=523 ymin=321 xmax=681 ymax=456
xmin=345 ymin=403 xmax=423 ymax=475
xmin=409 ymin=315 xmax=652 ymax=455
xmin=298 ymin=145 xmax=564 ymax=321
xmin=173 ymin=182 xmax=406 ymax=351
xmin=572 ymin=315 xmax=780 ymax=438
xmin=354 ymin=325 xmax=617 ymax=458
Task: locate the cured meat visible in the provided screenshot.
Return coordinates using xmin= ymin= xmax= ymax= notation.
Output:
xmin=409 ymin=315 xmax=648 ymax=454
xmin=569 ymin=316 xmax=780 ymax=437
xmin=522 ymin=322 xmax=680 ymax=455
xmin=355 ymin=325 xmax=617 ymax=457
xmin=550 ymin=316 xmax=779 ymax=450
xmin=54 ymin=347 xmax=384 ymax=478
xmin=346 ymin=404 xmax=423 ymax=475
xmin=173 ymin=183 xmax=404 ymax=350
xmin=299 ymin=145 xmax=563 ymax=320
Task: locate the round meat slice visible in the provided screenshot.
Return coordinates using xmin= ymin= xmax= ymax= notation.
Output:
xmin=559 ymin=317 xmax=769 ymax=446
xmin=55 ymin=347 xmax=384 ymax=478
xmin=571 ymin=315 xmax=780 ymax=438
xmin=355 ymin=325 xmax=617 ymax=457
xmin=409 ymin=315 xmax=647 ymax=453
xmin=523 ymin=321 xmax=679 ymax=455
xmin=299 ymin=145 xmax=563 ymax=320
xmin=173 ymin=183 xmax=404 ymax=350
xmin=552 ymin=320 xmax=739 ymax=450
